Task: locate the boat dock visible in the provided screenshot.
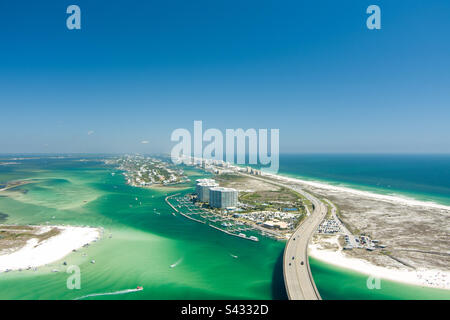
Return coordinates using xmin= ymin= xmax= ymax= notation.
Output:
xmin=209 ymin=224 xmax=258 ymax=242
xmin=165 ymin=193 xmax=180 ymax=216
xmin=178 ymin=210 xmax=206 ymax=224
xmin=165 ymin=194 xmax=260 ymax=242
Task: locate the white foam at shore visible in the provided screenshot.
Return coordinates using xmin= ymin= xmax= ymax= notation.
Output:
xmin=261 ymin=172 xmax=450 ymax=290
xmin=263 ymin=172 xmax=450 ymax=211
xmin=309 ymin=241 xmax=450 ymax=290
xmin=74 ymin=288 xmax=143 ymax=300
xmin=0 ymin=226 xmax=100 ymax=272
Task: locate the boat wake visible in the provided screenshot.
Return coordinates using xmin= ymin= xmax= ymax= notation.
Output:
xmin=230 ymin=254 xmax=238 ymax=259
xmin=74 ymin=288 xmax=143 ymax=300
xmin=170 ymin=258 xmax=183 ymax=268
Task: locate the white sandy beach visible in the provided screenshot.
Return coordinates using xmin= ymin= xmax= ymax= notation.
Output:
xmin=0 ymin=226 xmax=100 ymax=272
xmin=309 ymin=236 xmax=450 ymax=290
xmin=262 ymin=172 xmax=450 ymax=290
xmin=264 ymin=172 xmax=450 ymax=211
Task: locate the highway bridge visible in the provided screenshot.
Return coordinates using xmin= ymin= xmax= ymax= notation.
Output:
xmin=283 ymin=188 xmax=326 ymax=300
xmin=239 ymin=173 xmax=326 ymax=300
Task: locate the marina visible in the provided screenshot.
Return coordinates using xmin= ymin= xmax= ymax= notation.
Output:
xmin=0 ymin=157 xmax=449 ymax=300
xmin=166 ymin=195 xmax=261 ymax=242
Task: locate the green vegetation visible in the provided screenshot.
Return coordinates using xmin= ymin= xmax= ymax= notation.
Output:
xmin=323 ymin=201 xmax=332 ymax=219
xmin=217 ymin=173 xmax=311 ymax=215
xmin=332 ymin=204 xmax=359 ymax=235
xmin=293 ymin=213 xmax=307 ymax=227
xmin=0 ymin=226 xmax=61 ymax=251
xmin=0 ymin=225 xmax=34 ymax=231
xmin=238 ymin=186 xmax=306 ymax=214
xmin=215 ymin=174 xmax=246 ymax=182
xmin=111 ymin=156 xmax=187 ymax=187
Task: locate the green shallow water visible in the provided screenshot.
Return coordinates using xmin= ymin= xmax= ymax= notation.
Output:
xmin=0 ymin=158 xmax=286 ymax=300
xmin=0 ymin=157 xmax=448 ymax=300
xmin=310 ymin=258 xmax=450 ymax=300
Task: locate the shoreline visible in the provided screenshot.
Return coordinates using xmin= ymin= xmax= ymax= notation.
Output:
xmin=279 ymin=172 xmax=450 ymax=206
xmin=0 ymin=225 xmax=101 ymax=272
xmin=259 ymin=172 xmax=450 ymax=291
xmin=309 ymin=240 xmax=450 ymax=290
xmin=263 ymin=171 xmax=450 ymax=211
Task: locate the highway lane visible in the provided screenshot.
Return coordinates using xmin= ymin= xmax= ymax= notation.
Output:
xmin=283 ymin=191 xmax=326 ymax=300
xmin=239 ymin=173 xmax=327 ymax=300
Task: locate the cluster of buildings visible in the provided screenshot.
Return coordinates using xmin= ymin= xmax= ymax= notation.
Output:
xmin=233 ymin=211 xmax=299 ymax=230
xmin=318 ymin=219 xmax=342 ymax=234
xmin=179 ymin=156 xmax=263 ymax=176
xmin=315 ymin=217 xmax=387 ymax=252
xmin=244 ymin=166 xmax=262 ymax=175
xmin=262 ymin=220 xmax=289 ymax=230
xmin=343 ymin=234 xmax=386 ymax=251
xmin=111 ymin=155 xmax=187 ymax=187
xmin=195 ymin=178 xmax=238 ymax=209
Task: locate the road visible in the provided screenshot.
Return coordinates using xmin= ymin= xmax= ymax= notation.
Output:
xmin=239 ymin=173 xmax=327 ymax=300
xmin=283 ymin=186 xmax=327 ymax=300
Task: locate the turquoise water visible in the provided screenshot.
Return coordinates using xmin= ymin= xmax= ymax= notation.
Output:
xmin=311 ymin=258 xmax=449 ymax=300
xmin=0 ymin=157 xmax=285 ymax=300
xmin=277 ymin=154 xmax=450 ymax=205
xmin=0 ymin=155 xmax=449 ymax=299
xmin=278 ymin=154 xmax=450 ymax=300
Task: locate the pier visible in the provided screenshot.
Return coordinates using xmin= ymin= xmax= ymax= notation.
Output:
xmin=165 ymin=195 xmax=259 ymax=242
xmin=165 ymin=193 xmax=180 ymax=216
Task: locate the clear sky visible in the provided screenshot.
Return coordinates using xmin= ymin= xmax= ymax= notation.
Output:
xmin=0 ymin=0 xmax=449 ymax=154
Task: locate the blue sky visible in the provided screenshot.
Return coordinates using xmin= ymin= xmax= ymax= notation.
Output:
xmin=0 ymin=0 xmax=449 ymax=154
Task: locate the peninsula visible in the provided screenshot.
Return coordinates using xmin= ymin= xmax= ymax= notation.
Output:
xmin=178 ymin=157 xmax=450 ymax=295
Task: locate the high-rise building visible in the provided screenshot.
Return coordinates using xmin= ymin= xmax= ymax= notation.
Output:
xmin=195 ymin=179 xmax=217 ymax=202
xmin=209 ymin=187 xmax=238 ymax=209
xmin=196 ymin=182 xmax=218 ymax=202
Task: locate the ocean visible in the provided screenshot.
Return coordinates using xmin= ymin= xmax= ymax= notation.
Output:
xmin=0 ymin=155 xmax=448 ymax=299
xmin=278 ymin=154 xmax=450 ymax=206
